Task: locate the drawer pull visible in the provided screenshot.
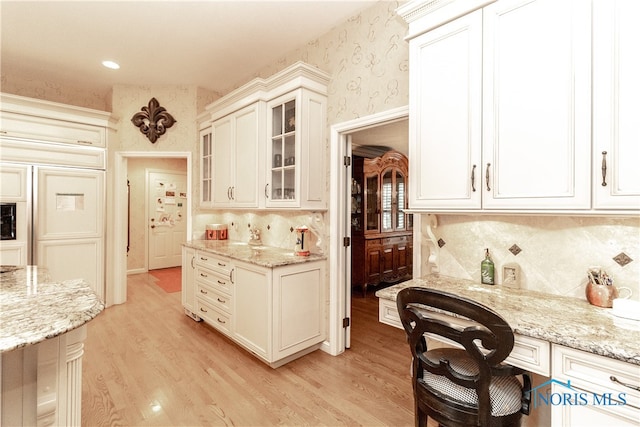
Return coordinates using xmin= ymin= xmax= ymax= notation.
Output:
xmin=217 ymin=280 xmax=226 ymax=285
xmin=200 ymin=289 xmax=208 ymax=295
xmin=200 ymin=256 xmax=208 ymax=261
xmin=217 ymin=262 xmax=226 ymax=267
xmin=217 ymin=318 xmax=226 ymax=324
xmin=217 ymin=298 xmax=225 ymax=303
xmin=610 ymin=376 xmax=640 ymax=392
xmin=601 ymin=151 xmax=608 ymax=187
xmin=200 ymin=273 xmax=208 ymax=278
xmin=200 ymin=307 xmax=207 ymax=313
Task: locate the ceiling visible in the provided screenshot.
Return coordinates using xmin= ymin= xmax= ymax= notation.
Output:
xmin=0 ymin=0 xmax=378 ymax=96
xmin=1 ymin=0 xmax=407 ymax=155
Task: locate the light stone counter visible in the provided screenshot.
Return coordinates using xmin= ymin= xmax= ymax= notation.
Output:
xmin=376 ymin=274 xmax=640 ymax=366
xmin=0 ymin=265 xmax=104 ymax=353
xmin=183 ymin=240 xmax=326 ymax=268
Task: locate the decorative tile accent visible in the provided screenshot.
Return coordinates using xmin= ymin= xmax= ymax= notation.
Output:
xmin=613 ymin=252 xmax=633 ymax=267
xmin=509 ymin=244 xmax=522 ymax=256
xmin=437 ymin=238 xmax=446 ymax=248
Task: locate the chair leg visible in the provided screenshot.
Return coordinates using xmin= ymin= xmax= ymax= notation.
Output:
xmin=416 ymin=404 xmax=426 ymax=427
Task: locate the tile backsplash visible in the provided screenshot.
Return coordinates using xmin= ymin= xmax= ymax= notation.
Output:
xmin=418 ymin=214 xmax=640 ymax=302
xmin=193 ymin=210 xmax=327 ymax=255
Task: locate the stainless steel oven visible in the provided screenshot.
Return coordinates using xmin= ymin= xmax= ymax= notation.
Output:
xmin=0 ymin=203 xmax=17 ymax=240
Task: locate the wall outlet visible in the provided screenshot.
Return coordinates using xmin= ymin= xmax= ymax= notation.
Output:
xmin=502 ymin=263 xmax=521 ymax=288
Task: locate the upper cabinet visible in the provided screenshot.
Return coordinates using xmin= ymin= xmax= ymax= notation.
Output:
xmin=198 ymin=62 xmax=329 ymax=210
xmin=399 ymin=0 xmax=639 ymax=214
xmin=211 ymin=103 xmax=261 ymax=208
xmin=266 ymin=89 xmax=327 ymax=209
xmin=592 ymin=0 xmax=640 ymax=209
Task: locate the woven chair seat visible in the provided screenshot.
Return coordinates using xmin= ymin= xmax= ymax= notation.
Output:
xmin=423 ymin=348 xmax=523 ymax=417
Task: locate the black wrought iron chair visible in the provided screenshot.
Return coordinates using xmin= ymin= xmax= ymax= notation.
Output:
xmin=396 ymin=287 xmax=531 ymax=427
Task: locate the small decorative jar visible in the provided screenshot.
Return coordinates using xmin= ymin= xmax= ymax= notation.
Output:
xmin=585 ymin=281 xmax=619 ymax=308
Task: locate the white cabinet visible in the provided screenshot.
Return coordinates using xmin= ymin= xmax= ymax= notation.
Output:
xmin=408 ymin=10 xmax=483 ymax=209
xmin=193 ymin=251 xmax=234 ymax=335
xmin=265 ymin=88 xmax=327 ymax=210
xmin=592 ymin=0 xmax=640 ymax=210
xmin=199 ymin=126 xmax=213 ymax=206
xmin=181 ymin=245 xmax=326 ymax=367
xmin=234 ymin=262 xmax=270 ymax=358
xmin=181 ymin=246 xmax=198 ymax=320
xmin=481 ymin=0 xmax=591 ymax=210
xmin=551 ymin=345 xmax=640 ymax=426
xmin=406 ymin=0 xmax=591 ymax=212
xmin=234 ymin=259 xmax=326 ymax=366
xmin=199 ymin=62 xmax=329 ymax=211
xmin=211 ymin=103 xmax=261 ymax=208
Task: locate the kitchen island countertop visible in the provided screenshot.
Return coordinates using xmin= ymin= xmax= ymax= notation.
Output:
xmin=0 ymin=266 xmax=104 ymax=353
xmin=183 ymin=240 xmax=326 ymax=268
xmin=376 ymin=274 xmax=640 ymax=366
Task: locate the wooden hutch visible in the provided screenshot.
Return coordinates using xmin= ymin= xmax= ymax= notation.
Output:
xmin=351 ymin=150 xmax=413 ymax=296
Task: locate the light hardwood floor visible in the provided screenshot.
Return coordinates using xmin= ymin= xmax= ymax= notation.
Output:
xmin=81 ymin=274 xmax=416 ymax=426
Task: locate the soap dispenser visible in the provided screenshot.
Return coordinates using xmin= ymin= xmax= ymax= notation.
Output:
xmin=481 ymin=248 xmax=495 ymax=285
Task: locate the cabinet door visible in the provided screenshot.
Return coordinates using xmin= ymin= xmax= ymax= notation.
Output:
xmin=233 ymin=263 xmax=270 ymax=359
xmin=592 ymin=0 xmax=640 ymax=210
xmin=232 ymin=105 xmax=259 ymax=207
xmin=267 ymin=93 xmax=298 ymax=207
xmin=482 ymin=0 xmax=591 ymax=209
xmin=37 ymin=238 xmax=104 ymax=300
xmin=395 ymin=240 xmax=412 ymax=280
xmin=408 ymin=10 xmax=483 ymax=209
xmin=364 ymin=173 xmax=379 ymax=234
xmin=365 ymin=241 xmax=382 ymax=286
xmin=212 ymin=117 xmax=233 ymax=206
xmin=199 ymin=126 xmax=213 ymax=206
xmin=273 ymin=261 xmax=325 ymax=360
xmin=181 ymin=246 xmax=199 ymax=319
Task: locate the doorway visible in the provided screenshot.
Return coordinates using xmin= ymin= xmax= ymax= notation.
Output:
xmin=110 ymin=151 xmax=192 ymax=306
xmin=327 ymin=106 xmax=408 ymax=355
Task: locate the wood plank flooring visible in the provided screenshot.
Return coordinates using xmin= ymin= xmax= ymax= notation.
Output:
xmin=81 ymin=275 xmax=416 ymax=426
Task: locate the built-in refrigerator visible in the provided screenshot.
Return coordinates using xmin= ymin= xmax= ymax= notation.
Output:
xmin=0 ymin=162 xmax=105 ymax=299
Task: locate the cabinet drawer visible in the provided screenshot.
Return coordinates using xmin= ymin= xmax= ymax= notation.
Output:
xmin=553 ymin=345 xmax=640 ymax=409
xmin=365 ymin=238 xmax=381 ymax=249
xmin=378 ymin=297 xmax=550 ymax=375
xmin=197 ymin=282 xmax=232 ymax=313
xmin=197 ymin=298 xmax=231 ymax=335
xmin=382 ymin=235 xmax=409 ymax=246
xmin=195 ymin=252 xmax=232 ymax=277
xmin=195 ymin=267 xmax=232 ymax=294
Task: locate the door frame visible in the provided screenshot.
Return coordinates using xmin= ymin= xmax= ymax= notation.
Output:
xmin=109 ymin=151 xmax=192 ymax=306
xmin=327 ymin=106 xmax=408 ymax=356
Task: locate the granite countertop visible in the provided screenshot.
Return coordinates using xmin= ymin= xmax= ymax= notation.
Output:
xmin=183 ymin=240 xmax=327 ymax=268
xmin=376 ymin=274 xmax=640 ymax=366
xmin=0 ymin=266 xmax=104 ymax=353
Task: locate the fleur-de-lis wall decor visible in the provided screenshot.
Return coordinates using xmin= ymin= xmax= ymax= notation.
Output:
xmin=131 ymin=97 xmax=176 ymax=143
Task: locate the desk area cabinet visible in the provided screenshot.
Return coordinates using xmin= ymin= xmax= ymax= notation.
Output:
xmin=352 ymin=151 xmax=412 ymax=295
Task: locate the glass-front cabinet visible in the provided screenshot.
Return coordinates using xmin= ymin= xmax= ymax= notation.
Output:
xmin=363 ymin=155 xmax=411 ymax=236
xmin=266 ymin=88 xmax=327 ymax=210
xmin=200 ymin=126 xmax=213 ymax=206
xmin=269 ymin=98 xmax=297 ymax=202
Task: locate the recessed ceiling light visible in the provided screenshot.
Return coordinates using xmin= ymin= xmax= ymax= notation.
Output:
xmin=102 ymin=60 xmax=120 ymax=70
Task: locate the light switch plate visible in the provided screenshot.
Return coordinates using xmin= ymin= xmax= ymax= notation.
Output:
xmin=502 ymin=263 xmax=521 ymax=288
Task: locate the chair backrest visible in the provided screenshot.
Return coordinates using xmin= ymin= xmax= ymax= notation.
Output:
xmin=396 ymin=287 xmax=517 ymax=424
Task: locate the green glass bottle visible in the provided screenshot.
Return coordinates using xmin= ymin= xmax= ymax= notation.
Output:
xmin=481 ymin=248 xmax=495 ymax=285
